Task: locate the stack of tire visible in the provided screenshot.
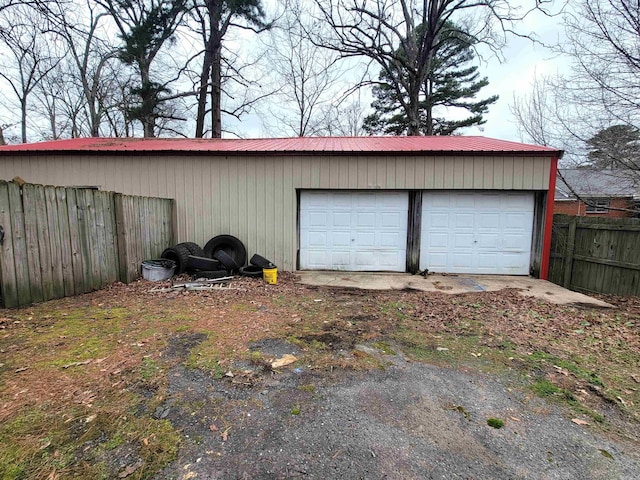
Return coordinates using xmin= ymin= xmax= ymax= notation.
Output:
xmin=160 ymin=235 xmax=274 ymax=279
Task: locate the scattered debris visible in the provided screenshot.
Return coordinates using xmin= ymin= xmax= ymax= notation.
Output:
xmin=62 ymin=359 xmax=93 ymax=369
xmin=449 ymin=404 xmax=470 ymax=421
xmin=571 ymin=418 xmax=590 ymax=426
xmin=436 ymin=347 xmax=449 ymax=352
xmin=221 ymin=428 xmax=230 ymax=442
xmin=149 ymin=278 xmax=236 ymax=293
xmin=271 ymin=354 xmax=298 ymax=369
xmin=599 ymin=449 xmax=614 ymax=460
xmin=118 ymin=459 xmax=144 ymax=478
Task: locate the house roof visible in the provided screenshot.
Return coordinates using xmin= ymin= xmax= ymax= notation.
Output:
xmin=555 ymin=169 xmax=640 ymax=200
xmin=0 ymin=136 xmax=563 ymax=156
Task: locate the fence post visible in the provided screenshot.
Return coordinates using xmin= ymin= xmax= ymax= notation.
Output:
xmin=563 ymin=216 xmax=577 ymax=288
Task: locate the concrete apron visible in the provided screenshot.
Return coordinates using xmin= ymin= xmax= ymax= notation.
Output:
xmin=295 ymin=271 xmax=613 ymax=308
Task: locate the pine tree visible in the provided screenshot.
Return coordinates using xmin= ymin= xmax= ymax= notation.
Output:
xmin=363 ymin=23 xmax=498 ymax=136
xmin=586 ymin=125 xmax=640 ymax=170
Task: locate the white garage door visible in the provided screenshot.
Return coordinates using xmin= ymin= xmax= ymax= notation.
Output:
xmin=300 ymin=191 xmax=408 ymax=271
xmin=420 ymin=191 xmax=534 ymax=275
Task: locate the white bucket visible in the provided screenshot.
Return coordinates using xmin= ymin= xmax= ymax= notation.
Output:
xmin=142 ymin=259 xmax=176 ymax=281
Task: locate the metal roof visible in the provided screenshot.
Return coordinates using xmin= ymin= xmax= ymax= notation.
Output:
xmin=555 ymin=169 xmax=640 ymax=200
xmin=0 ymin=136 xmax=563 ymax=156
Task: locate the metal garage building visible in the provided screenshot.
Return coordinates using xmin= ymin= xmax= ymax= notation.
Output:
xmin=0 ymin=136 xmax=562 ymax=278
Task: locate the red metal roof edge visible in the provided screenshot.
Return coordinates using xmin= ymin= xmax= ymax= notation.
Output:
xmin=0 ymin=136 xmax=564 ymax=156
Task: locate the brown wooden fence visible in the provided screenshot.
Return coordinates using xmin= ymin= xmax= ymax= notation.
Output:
xmin=549 ymin=214 xmax=640 ymax=296
xmin=0 ymin=180 xmax=174 ymax=308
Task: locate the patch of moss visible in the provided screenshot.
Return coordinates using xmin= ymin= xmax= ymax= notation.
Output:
xmin=371 ymin=341 xmax=396 ymax=355
xmin=487 ymin=418 xmax=504 ymax=429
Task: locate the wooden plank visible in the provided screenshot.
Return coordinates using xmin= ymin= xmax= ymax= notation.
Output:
xmin=405 ymin=191 xmax=421 ymax=273
xmin=8 ymin=182 xmax=32 ymax=306
xmin=22 ymin=184 xmax=43 ymax=304
xmin=0 ymin=181 xmax=18 ymax=308
xmin=83 ymin=189 xmax=100 ymax=291
xmin=34 ymin=185 xmax=54 ymax=301
xmin=66 ymin=188 xmax=85 ymax=295
xmin=45 ymin=186 xmax=65 ymax=299
xmin=93 ymin=190 xmax=108 ymax=288
xmin=114 ymin=194 xmax=129 ymax=283
xmin=102 ymin=192 xmax=118 ymax=283
xmin=75 ymin=190 xmax=93 ymax=293
xmin=572 ymin=254 xmax=640 ymax=271
xmin=562 ymin=217 xmax=576 ymax=288
xmin=56 ymin=187 xmax=75 ymax=297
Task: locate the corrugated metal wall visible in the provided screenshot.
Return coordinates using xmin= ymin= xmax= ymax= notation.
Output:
xmin=0 ymin=154 xmax=552 ymax=270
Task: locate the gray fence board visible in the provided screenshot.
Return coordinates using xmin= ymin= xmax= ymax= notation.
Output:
xmin=550 ymin=214 xmax=640 ymax=296
xmin=0 ymin=181 xmax=174 ymax=308
xmin=0 ymin=181 xmax=18 ymax=308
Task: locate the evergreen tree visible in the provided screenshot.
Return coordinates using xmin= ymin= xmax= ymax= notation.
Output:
xmin=586 ymin=124 xmax=640 ymax=170
xmin=98 ymin=0 xmax=188 ymax=137
xmin=363 ymin=24 xmax=498 ymax=136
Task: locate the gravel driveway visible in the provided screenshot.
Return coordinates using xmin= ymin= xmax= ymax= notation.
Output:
xmin=155 ymin=339 xmax=640 ymax=480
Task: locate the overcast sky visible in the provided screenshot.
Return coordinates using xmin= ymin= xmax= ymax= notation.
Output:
xmin=226 ymin=1 xmax=568 ymax=143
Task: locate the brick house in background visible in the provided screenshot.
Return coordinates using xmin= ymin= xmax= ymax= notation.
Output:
xmin=554 ymin=169 xmax=640 ymax=218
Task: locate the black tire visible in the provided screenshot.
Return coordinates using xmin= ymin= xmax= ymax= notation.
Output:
xmin=249 ymin=254 xmax=274 ymax=269
xmin=191 ymin=270 xmax=230 ymax=279
xmin=213 ymin=249 xmax=240 ymax=272
xmin=161 ymin=244 xmax=191 ymax=274
xmin=239 ymin=265 xmax=263 ymax=278
xmin=204 ymin=235 xmax=247 ymax=266
xmin=177 ymin=242 xmax=205 ymax=257
xmin=186 ymin=255 xmax=221 ymax=272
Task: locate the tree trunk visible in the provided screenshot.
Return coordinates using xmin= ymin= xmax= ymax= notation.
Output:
xmin=195 ymin=37 xmax=217 ymax=137
xmin=210 ymin=46 xmax=222 ymax=138
xmin=20 ymin=97 xmax=27 ymax=143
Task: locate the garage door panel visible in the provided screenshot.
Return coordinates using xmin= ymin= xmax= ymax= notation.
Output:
xmin=454 ymin=213 xmax=474 ymax=228
xmin=332 ymin=212 xmax=351 ymax=227
xmin=428 ymin=233 xmax=448 ymax=248
xmin=300 ymin=191 xmax=408 ymax=271
xmin=355 ymin=231 xmax=375 ymax=247
xmin=421 ymin=191 xmax=533 ymax=274
xmin=380 ymin=231 xmax=404 ymax=248
xmin=331 ymin=231 xmax=351 ymax=247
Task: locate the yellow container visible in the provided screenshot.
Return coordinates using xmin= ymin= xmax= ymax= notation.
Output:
xmin=263 ymin=266 xmax=277 ymax=285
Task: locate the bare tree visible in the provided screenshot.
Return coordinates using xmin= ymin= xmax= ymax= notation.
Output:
xmin=261 ymin=0 xmax=343 ymax=137
xmin=0 ymin=5 xmax=61 ymax=142
xmin=188 ymin=0 xmax=269 ymax=138
xmin=312 ymin=0 xmax=551 ymax=135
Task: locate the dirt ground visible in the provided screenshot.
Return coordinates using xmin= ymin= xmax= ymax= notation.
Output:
xmin=1 ymin=273 xmax=639 ymax=479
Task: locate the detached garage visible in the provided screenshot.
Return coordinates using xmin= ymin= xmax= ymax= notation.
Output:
xmin=0 ymin=136 xmax=562 ymax=278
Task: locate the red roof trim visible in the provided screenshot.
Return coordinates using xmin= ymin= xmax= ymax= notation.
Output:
xmin=0 ymin=136 xmax=563 ymax=156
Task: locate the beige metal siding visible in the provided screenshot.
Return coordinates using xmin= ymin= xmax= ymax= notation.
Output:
xmin=0 ymin=154 xmax=552 ymax=271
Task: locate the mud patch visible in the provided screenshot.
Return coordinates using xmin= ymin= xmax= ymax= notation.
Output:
xmin=297 ymin=332 xmax=354 ymax=350
xmin=166 ymin=332 xmax=207 ymax=359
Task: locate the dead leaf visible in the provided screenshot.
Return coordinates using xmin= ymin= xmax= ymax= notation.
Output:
xmin=85 ymin=414 xmax=97 ymax=423
xmin=631 ymin=374 xmax=640 ymax=384
xmin=271 ymin=354 xmax=298 ymax=369
xmin=221 ymin=428 xmax=230 ymax=442
xmin=182 ymin=472 xmax=198 ymax=480
xmin=436 ymin=347 xmax=449 ymax=352
xmin=62 ymin=359 xmax=92 ymax=369
xmin=509 ymin=417 xmax=521 ymax=422
xmin=209 ymin=424 xmax=218 ymax=432
xmin=14 ymin=367 xmax=29 ymax=373
xmin=571 ymin=418 xmax=590 ymax=426
xmin=118 ymin=459 xmax=144 ymax=478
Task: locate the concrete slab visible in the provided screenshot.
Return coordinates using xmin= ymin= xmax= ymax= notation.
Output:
xmin=295 ymin=271 xmax=613 ymax=308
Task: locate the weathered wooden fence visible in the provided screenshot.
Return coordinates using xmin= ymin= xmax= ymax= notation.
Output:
xmin=549 ymin=214 xmax=640 ymax=296
xmin=0 ymin=180 xmax=174 ymax=308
